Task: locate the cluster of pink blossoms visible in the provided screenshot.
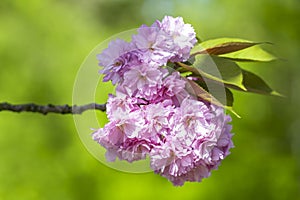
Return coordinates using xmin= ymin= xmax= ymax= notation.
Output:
xmin=93 ymin=16 xmax=234 ymax=186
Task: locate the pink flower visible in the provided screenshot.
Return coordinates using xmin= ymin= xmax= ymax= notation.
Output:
xmin=140 ymin=102 xmax=175 ymax=142
xmin=105 ymin=94 xmax=138 ymax=119
xmin=149 ymin=98 xmax=233 ymax=186
xmin=122 ymin=64 xmax=163 ymax=96
xmin=150 ymin=136 xmax=194 ymax=176
xmin=97 ymin=39 xmax=140 ymax=84
xmin=158 ymin=71 xmax=190 ymax=106
xmin=118 ymin=138 xmax=152 ymax=162
xmin=132 ymin=25 xmax=173 ymax=65
xmin=156 ymin=16 xmax=197 ymax=62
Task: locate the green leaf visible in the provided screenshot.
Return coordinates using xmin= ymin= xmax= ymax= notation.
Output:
xmin=191 ymin=37 xmax=262 ymax=55
xmin=185 ymin=78 xmax=225 ymax=107
xmin=220 ymin=45 xmax=276 ymax=62
xmin=185 ymin=79 xmax=240 ymax=118
xmin=225 ymin=87 xmax=234 ymax=107
xmin=212 ymin=86 xmax=234 ymax=107
xmin=190 ymin=37 xmax=275 ymax=62
xmin=178 ymin=55 xmax=246 ymax=91
xmin=195 ymin=36 xmax=202 ymax=44
xmin=196 ymin=79 xmax=234 ymax=107
xmin=240 ymin=70 xmax=282 ymax=96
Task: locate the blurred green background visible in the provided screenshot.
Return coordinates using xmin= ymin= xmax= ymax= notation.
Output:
xmin=0 ymin=0 xmax=299 ymax=199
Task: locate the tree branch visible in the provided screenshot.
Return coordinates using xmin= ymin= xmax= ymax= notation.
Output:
xmin=0 ymin=102 xmax=106 ymax=115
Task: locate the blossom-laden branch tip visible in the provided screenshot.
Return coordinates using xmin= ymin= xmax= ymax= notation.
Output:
xmin=94 ymin=16 xmax=234 ymax=186
xmin=0 ymin=15 xmax=278 ymax=187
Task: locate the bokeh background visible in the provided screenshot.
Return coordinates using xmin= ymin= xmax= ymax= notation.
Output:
xmin=0 ymin=0 xmax=299 ymax=199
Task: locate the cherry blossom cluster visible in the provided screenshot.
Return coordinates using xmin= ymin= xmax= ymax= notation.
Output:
xmin=93 ymin=16 xmax=233 ymax=186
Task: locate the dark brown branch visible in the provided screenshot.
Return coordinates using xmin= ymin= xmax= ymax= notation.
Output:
xmin=0 ymin=102 xmax=106 ymax=115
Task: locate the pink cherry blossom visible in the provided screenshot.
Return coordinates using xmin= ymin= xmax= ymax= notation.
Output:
xmin=94 ymin=16 xmax=233 ymax=186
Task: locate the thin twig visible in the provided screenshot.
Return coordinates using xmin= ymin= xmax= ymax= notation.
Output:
xmin=0 ymin=102 xmax=106 ymax=115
